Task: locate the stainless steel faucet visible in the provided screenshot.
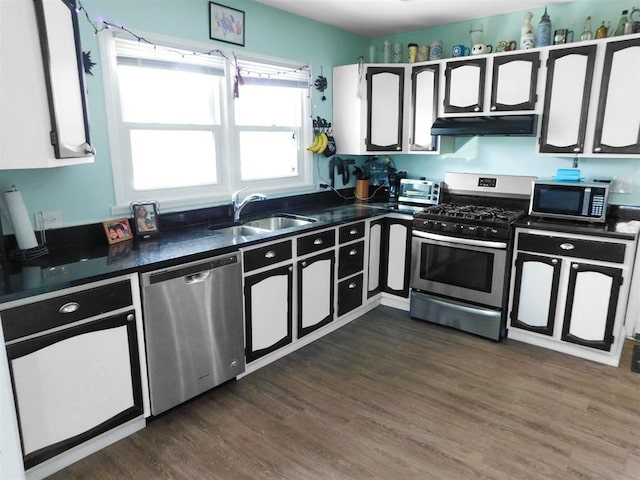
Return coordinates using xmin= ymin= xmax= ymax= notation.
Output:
xmin=232 ymin=188 xmax=267 ymax=223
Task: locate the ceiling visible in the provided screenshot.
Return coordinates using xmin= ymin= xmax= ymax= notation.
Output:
xmin=253 ymin=0 xmax=576 ymax=37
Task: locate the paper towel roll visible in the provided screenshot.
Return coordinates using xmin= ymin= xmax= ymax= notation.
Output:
xmin=5 ymin=188 xmax=38 ymax=250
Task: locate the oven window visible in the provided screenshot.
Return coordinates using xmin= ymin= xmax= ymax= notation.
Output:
xmin=420 ymin=244 xmax=494 ymax=292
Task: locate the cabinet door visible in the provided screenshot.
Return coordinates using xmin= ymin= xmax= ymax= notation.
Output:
xmin=539 ymin=45 xmax=597 ymax=154
xmin=367 ymin=219 xmax=384 ymax=298
xmin=383 ymin=218 xmax=411 ymax=297
xmin=509 ymin=252 xmax=561 ymax=336
xmin=338 ymin=240 xmax=365 ymax=279
xmin=592 ymin=38 xmax=640 ymax=155
xmin=410 ymin=64 xmax=440 ymax=151
xmin=444 ymin=58 xmax=486 ymax=113
xmin=366 ymin=67 xmax=404 ymax=151
xmin=561 ymin=263 xmax=623 ymax=351
xmin=297 ymin=251 xmax=335 ymax=338
xmin=337 ymin=274 xmax=364 ymax=317
xmin=490 ymin=52 xmax=540 ymax=112
xmin=6 ymin=311 xmax=143 ymax=469
xmin=244 ymin=264 xmax=293 ymax=362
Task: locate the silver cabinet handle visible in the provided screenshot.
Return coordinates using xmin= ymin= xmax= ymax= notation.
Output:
xmin=551 ymin=258 xmax=558 ymax=264
xmin=127 ymin=313 xmax=135 ymax=322
xmin=288 ymin=265 xmax=293 ymax=272
xmin=573 ymin=147 xmax=581 ymax=152
xmin=348 ymin=282 xmax=357 ymax=289
xmin=265 ymin=250 xmax=276 ymax=259
xmin=349 ymin=228 xmax=358 ymax=235
xmin=349 ymin=249 xmax=358 ymax=256
xmin=490 ymin=105 xmax=496 ymax=110
xmin=572 ymin=263 xmax=579 ymax=269
xmin=301 ymin=261 xmax=307 ymax=267
xmin=59 ymin=302 xmax=79 ymax=314
xmin=313 ymin=238 xmax=323 ymax=245
xmin=560 ymin=243 xmax=575 ymax=250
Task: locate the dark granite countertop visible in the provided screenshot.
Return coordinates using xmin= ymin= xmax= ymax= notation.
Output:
xmin=516 ymin=215 xmax=640 ymax=240
xmin=0 ymin=203 xmax=391 ymax=304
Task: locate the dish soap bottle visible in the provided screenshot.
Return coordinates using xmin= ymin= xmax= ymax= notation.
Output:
xmin=580 ymin=16 xmax=593 ymax=41
xmin=536 ymin=7 xmax=551 ymax=47
xmin=521 ymin=11 xmax=535 ymax=49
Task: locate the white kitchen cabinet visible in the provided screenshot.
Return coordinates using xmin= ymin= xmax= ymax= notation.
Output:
xmin=591 ymin=37 xmax=640 ymax=155
xmin=243 ymin=240 xmax=293 ymax=362
xmin=538 ymin=45 xmax=597 ymax=154
xmin=296 ymin=228 xmax=336 ymax=338
xmin=333 ymin=62 xmax=449 ymax=155
xmin=443 ymin=58 xmax=487 ymax=113
xmin=366 ymin=216 xmax=412 ymax=299
xmin=508 ymin=228 xmax=636 ymax=366
xmin=0 ymin=274 xmax=147 ymax=479
xmin=0 ymin=0 xmax=94 ymax=169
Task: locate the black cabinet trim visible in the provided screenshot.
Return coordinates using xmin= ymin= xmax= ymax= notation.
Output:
xmin=244 ymin=264 xmax=293 ymax=362
xmin=592 ymin=37 xmax=640 ymax=154
xmin=410 ymin=63 xmax=440 ymax=151
xmin=510 ymin=253 xmax=560 ymax=336
xmin=365 ymin=67 xmax=404 ymax=151
xmin=539 ymin=45 xmax=597 ymax=154
xmin=367 ymin=219 xmax=385 ymax=298
xmin=297 ymin=251 xmax=335 ymax=338
xmin=444 ymin=58 xmax=486 ymax=113
xmin=561 ymin=263 xmax=622 ymax=351
xmin=490 ymin=52 xmax=540 ymax=111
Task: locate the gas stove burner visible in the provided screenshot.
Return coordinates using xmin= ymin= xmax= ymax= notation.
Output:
xmin=416 ymin=203 xmax=526 ymax=224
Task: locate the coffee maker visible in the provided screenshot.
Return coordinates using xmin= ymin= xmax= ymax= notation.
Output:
xmin=388 ymin=170 xmax=407 ymax=201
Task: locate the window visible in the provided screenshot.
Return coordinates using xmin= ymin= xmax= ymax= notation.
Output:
xmin=100 ymin=32 xmax=312 ymax=212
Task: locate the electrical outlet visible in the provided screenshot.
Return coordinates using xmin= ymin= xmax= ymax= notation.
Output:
xmin=35 ymin=211 xmax=62 ymax=229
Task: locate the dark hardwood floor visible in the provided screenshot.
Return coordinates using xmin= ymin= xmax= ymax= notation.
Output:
xmin=50 ymin=306 xmax=640 ymax=480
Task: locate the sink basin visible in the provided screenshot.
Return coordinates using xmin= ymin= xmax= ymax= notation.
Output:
xmin=210 ymin=214 xmax=316 ymax=238
xmin=242 ymin=213 xmax=317 ymax=231
xmin=213 ymin=225 xmax=269 ymax=237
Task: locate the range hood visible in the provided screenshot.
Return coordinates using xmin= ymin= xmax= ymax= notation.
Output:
xmin=431 ymin=114 xmax=538 ymax=137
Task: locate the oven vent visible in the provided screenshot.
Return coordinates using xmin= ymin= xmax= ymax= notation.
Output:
xmin=431 ymin=114 xmax=538 ymax=137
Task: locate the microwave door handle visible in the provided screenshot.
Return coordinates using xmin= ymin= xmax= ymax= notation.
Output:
xmin=582 ymin=187 xmax=591 ymax=216
xmin=412 ymin=230 xmax=507 ymax=249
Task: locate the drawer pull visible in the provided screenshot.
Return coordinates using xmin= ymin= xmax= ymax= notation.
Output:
xmin=59 ymin=302 xmax=80 ymax=314
xmin=348 ymin=282 xmax=357 ymax=289
xmin=560 ymin=243 xmax=575 ymax=250
xmin=313 ymin=238 xmax=323 ymax=245
xmin=127 ymin=313 xmax=135 ymax=322
xmin=264 ymin=250 xmax=276 ymax=259
xmin=349 ymin=249 xmax=358 ymax=256
xmin=551 ymin=258 xmax=558 ymax=264
xmin=349 ymin=229 xmax=358 ymax=235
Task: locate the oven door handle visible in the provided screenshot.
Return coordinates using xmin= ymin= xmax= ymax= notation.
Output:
xmin=412 ymin=230 xmax=507 ymax=249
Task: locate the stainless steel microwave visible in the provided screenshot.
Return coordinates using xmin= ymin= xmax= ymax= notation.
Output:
xmin=529 ymin=180 xmax=609 ymax=223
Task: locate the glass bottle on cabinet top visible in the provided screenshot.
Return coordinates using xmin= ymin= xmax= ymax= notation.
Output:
xmin=614 ymin=10 xmax=629 ymax=36
xmin=581 ymin=16 xmax=593 ymax=41
xmin=536 ymin=7 xmax=551 ymax=47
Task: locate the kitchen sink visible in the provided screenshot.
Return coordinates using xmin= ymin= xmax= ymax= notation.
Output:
xmin=210 ymin=213 xmax=317 ymax=237
xmin=242 ymin=213 xmax=317 ymax=231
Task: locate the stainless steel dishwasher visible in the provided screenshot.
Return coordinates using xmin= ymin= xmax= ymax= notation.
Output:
xmin=141 ymin=252 xmax=245 ymax=415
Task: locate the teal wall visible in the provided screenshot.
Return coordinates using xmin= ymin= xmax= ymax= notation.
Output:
xmin=0 ymin=0 xmax=638 ymax=233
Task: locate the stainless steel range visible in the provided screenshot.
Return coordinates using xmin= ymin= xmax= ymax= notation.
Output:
xmin=410 ymin=172 xmax=536 ymax=340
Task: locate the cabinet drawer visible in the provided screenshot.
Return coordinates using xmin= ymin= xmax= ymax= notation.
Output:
xmin=338 ymin=274 xmax=363 ymax=316
xmin=518 ymin=233 xmax=626 ymax=263
xmin=297 ymin=229 xmax=335 ymax=256
xmin=243 ymin=240 xmax=292 ymax=272
xmin=1 ymin=280 xmax=132 ymax=342
xmin=338 ymin=240 xmax=365 ymax=279
xmin=339 ymin=221 xmax=365 ymax=243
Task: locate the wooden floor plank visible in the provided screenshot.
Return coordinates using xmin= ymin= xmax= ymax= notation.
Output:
xmin=48 ymin=306 xmax=640 ymax=480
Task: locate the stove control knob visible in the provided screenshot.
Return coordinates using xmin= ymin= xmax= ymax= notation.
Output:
xmin=467 ymin=225 xmax=477 ymax=235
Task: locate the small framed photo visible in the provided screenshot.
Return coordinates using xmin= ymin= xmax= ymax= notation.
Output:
xmin=131 ymin=202 xmax=160 ymax=237
xmin=209 ymin=2 xmax=245 ymax=46
xmin=103 ymin=218 xmax=133 ymax=245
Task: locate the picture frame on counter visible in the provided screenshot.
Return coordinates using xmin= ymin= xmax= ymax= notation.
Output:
xmin=209 ymin=2 xmax=245 ymax=46
xmin=103 ymin=218 xmax=133 ymax=245
xmin=131 ymin=201 xmax=160 ymax=237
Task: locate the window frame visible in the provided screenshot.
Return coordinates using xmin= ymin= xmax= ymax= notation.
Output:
xmin=99 ymin=30 xmax=313 ymax=214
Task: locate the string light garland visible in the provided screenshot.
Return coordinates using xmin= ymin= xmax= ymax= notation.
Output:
xmin=74 ymin=0 xmax=313 ymax=95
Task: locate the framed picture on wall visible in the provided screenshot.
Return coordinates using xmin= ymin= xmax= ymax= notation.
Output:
xmin=209 ymin=2 xmax=245 ymax=46
xmin=103 ymin=218 xmax=133 ymax=245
